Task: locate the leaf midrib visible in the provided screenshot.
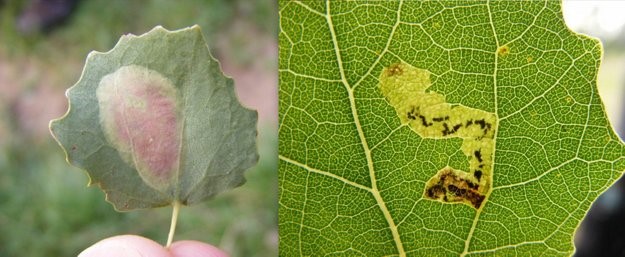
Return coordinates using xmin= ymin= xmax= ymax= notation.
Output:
xmin=323 ymin=0 xmax=407 ymax=256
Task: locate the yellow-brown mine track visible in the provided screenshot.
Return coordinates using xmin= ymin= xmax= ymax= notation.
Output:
xmin=379 ymin=62 xmax=497 ymax=209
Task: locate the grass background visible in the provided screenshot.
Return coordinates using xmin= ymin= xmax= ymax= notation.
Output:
xmin=0 ymin=1 xmax=277 ymax=256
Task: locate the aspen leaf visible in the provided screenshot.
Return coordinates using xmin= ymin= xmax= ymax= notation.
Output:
xmin=50 ymin=25 xmax=258 ymax=211
xmin=279 ymin=1 xmax=625 ymax=256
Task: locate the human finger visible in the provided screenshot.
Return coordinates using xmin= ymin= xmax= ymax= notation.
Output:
xmin=78 ymin=234 xmax=171 ymax=257
xmin=169 ymin=240 xmax=229 ymax=257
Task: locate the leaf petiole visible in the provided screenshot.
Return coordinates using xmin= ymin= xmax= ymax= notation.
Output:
xmin=166 ymin=201 xmax=182 ymax=248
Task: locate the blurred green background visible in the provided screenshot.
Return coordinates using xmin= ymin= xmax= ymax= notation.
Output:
xmin=0 ymin=0 xmax=277 ymax=256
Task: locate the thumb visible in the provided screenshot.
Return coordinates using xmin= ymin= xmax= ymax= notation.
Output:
xmin=169 ymin=240 xmax=229 ymax=257
xmin=79 ymin=235 xmax=170 ymax=257
xmin=78 ymin=235 xmax=230 ymax=257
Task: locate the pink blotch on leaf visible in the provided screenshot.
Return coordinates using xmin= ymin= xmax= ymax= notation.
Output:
xmin=98 ymin=66 xmax=181 ymax=189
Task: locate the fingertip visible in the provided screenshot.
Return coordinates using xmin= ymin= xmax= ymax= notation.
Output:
xmin=169 ymin=240 xmax=229 ymax=257
xmin=79 ymin=235 xmax=171 ymax=257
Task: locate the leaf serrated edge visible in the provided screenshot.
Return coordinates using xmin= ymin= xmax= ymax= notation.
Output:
xmin=48 ymin=25 xmax=214 ymax=211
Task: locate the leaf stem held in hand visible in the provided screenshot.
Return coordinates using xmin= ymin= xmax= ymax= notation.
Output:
xmin=166 ymin=201 xmax=181 ymax=248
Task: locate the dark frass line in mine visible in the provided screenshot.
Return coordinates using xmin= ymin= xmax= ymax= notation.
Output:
xmin=474 ymin=150 xmax=483 ymax=162
xmin=379 ymin=62 xmax=497 ymax=210
xmin=406 ymin=106 xmax=493 ymax=138
xmin=425 ymin=170 xmax=486 ymax=209
xmin=442 ymin=123 xmax=462 ymax=136
xmin=405 ymin=105 xmax=492 ymax=208
xmin=474 ymin=150 xmax=483 ymax=181
xmin=474 ymin=170 xmax=483 ymax=181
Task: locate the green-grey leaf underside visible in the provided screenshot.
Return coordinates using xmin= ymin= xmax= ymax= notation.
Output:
xmin=50 ymin=26 xmax=258 ymax=211
xmin=278 ymin=1 xmax=625 ymax=256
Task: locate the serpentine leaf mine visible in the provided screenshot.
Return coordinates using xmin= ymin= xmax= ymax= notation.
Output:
xmin=379 ymin=62 xmax=497 ymax=209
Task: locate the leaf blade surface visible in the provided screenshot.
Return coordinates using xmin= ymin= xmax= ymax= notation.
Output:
xmin=51 ymin=26 xmax=258 ymax=211
xmin=279 ymin=1 xmax=625 ymax=256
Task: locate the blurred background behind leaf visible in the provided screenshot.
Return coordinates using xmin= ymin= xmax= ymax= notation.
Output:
xmin=0 ymin=0 xmax=277 ymax=256
xmin=564 ymin=1 xmax=625 ymax=256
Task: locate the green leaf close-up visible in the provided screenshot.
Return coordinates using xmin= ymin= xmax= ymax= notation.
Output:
xmin=50 ymin=26 xmax=258 ymax=211
xmin=278 ymin=1 xmax=625 ymax=256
